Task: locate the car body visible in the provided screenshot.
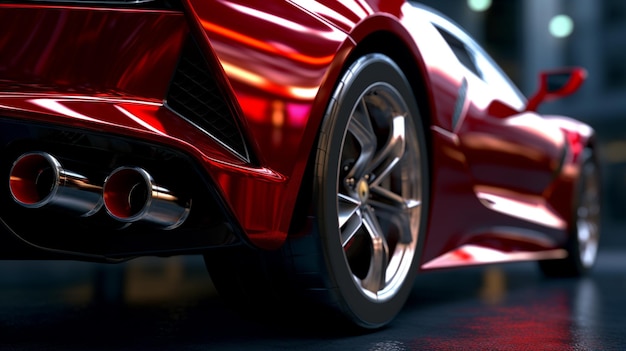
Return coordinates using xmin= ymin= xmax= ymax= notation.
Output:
xmin=0 ymin=0 xmax=600 ymax=328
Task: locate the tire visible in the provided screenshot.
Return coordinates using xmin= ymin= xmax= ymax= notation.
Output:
xmin=205 ymin=53 xmax=429 ymax=329
xmin=539 ymin=148 xmax=601 ymax=277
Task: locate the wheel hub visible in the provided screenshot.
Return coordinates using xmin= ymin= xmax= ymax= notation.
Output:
xmin=356 ymin=179 xmax=370 ymax=203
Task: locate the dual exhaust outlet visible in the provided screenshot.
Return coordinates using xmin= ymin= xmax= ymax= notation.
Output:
xmin=8 ymin=152 xmax=190 ymax=230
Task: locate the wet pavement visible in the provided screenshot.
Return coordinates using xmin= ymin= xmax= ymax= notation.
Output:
xmin=0 ymin=245 xmax=625 ymax=350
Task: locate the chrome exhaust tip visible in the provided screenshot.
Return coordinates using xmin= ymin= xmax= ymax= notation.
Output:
xmin=9 ymin=152 xmax=103 ymax=216
xmin=102 ymin=167 xmax=190 ymax=230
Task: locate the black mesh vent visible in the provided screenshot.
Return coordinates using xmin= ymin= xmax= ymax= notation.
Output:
xmin=166 ymin=38 xmax=248 ymax=160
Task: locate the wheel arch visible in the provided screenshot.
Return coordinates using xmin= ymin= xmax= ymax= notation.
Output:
xmin=344 ymin=30 xmax=434 ymax=158
xmin=287 ymin=29 xmax=435 ymax=237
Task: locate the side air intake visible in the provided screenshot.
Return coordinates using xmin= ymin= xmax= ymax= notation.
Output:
xmin=166 ymin=37 xmax=248 ymax=160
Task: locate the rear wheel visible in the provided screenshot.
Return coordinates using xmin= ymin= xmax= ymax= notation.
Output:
xmin=206 ymin=53 xmax=429 ymax=329
xmin=539 ymin=148 xmax=601 ymax=277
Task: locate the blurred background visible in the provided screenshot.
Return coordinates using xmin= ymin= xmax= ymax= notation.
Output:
xmin=421 ymin=0 xmax=626 ymax=248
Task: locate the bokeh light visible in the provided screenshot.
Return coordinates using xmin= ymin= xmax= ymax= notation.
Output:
xmin=467 ymin=0 xmax=492 ymax=12
xmin=549 ymin=14 xmax=574 ymax=38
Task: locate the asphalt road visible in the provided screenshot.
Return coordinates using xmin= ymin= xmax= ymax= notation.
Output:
xmin=0 ymin=241 xmax=624 ymax=350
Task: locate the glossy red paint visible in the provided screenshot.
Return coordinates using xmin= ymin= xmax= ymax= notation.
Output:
xmin=0 ymin=5 xmax=187 ymax=100
xmin=181 ymin=0 xmax=357 ymax=247
xmin=0 ymin=1 xmax=594 ymax=264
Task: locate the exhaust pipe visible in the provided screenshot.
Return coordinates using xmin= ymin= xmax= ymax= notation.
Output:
xmin=102 ymin=167 xmax=190 ymax=230
xmin=9 ymin=152 xmax=103 ymax=216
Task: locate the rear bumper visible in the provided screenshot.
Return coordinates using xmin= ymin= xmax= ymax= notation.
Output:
xmin=0 ymin=117 xmax=242 ymax=260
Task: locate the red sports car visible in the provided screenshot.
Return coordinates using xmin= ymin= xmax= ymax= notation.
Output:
xmin=0 ymin=0 xmax=600 ymax=328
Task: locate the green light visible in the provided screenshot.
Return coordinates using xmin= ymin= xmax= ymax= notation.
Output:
xmin=549 ymin=14 xmax=574 ymax=38
xmin=467 ymin=0 xmax=492 ymax=12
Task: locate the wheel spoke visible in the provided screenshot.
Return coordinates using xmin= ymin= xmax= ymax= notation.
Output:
xmin=346 ymin=98 xmax=377 ymax=180
xmin=360 ymin=206 xmax=389 ymax=293
xmin=370 ymin=185 xmax=421 ymax=212
xmin=368 ymin=115 xmax=406 ymax=186
xmin=369 ymin=186 xmax=419 ymax=244
xmin=338 ymin=193 xmax=362 ymax=247
xmin=338 ymin=193 xmax=360 ymax=228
